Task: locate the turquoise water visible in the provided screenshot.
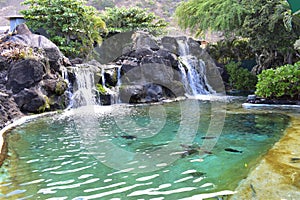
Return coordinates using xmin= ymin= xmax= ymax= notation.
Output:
xmin=0 ymin=100 xmax=290 ymax=199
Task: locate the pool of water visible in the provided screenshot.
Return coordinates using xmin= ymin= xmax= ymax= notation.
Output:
xmin=0 ymin=100 xmax=290 ymax=199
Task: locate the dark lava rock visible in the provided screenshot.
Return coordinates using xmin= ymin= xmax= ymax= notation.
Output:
xmin=14 ymin=89 xmax=46 ymax=113
xmin=9 ymin=24 xmax=65 ymax=72
xmin=0 ymin=91 xmax=23 ymax=129
xmin=7 ymin=59 xmax=45 ymax=93
xmin=247 ymin=95 xmax=300 ymax=105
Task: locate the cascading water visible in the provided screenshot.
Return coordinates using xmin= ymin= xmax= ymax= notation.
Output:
xmin=114 ymin=65 xmax=122 ymax=103
xmin=116 ymin=65 xmax=122 ymax=87
xmin=177 ymin=39 xmax=215 ymax=96
xmin=101 ymin=65 xmax=122 ymax=104
xmin=61 ymin=67 xmax=74 ymax=108
xmin=70 ymin=67 xmax=98 ymax=107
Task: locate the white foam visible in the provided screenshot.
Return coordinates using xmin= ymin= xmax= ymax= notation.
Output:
xmin=193 ymin=177 xmax=204 ymax=183
xmin=83 ymin=182 xmax=126 ymax=193
xmin=136 ymin=174 xmax=160 ymax=182
xmin=200 ymin=183 xmax=214 ymax=188
xmin=181 ymin=170 xmax=197 ymax=175
xmin=174 ymin=176 xmax=194 ymax=183
xmin=76 ymin=182 xmax=152 ymax=199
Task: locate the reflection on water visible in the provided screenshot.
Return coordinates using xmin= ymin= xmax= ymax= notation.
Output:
xmin=0 ymin=100 xmax=290 ymax=199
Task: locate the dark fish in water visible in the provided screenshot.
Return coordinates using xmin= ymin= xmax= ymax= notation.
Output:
xmin=201 ymin=136 xmax=217 ymax=139
xmin=203 ymin=150 xmax=213 ymax=154
xmin=224 ymin=148 xmax=243 ymax=153
xmin=291 ymin=158 xmax=300 ymax=163
xmin=121 ymin=135 xmax=137 ymax=139
xmin=180 ymin=144 xmax=213 ymax=157
xmin=115 ymin=135 xmax=137 ymax=140
xmin=189 ymin=171 xmax=206 ymax=177
xmin=181 ymin=149 xmax=198 ymax=158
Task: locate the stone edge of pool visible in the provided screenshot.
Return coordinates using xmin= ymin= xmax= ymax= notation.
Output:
xmin=0 ymin=112 xmax=58 ymax=165
xmin=243 ymin=103 xmax=300 ymax=109
xmin=230 ymin=111 xmax=300 ymax=199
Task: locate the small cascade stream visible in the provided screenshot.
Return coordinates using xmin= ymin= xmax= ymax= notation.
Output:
xmin=177 ymin=39 xmax=215 ymax=96
xmin=70 ymin=67 xmax=98 ymax=107
xmin=61 ymin=67 xmax=74 ymax=108
xmin=101 ymin=65 xmax=122 ymax=104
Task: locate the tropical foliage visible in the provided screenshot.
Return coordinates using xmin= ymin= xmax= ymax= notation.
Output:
xmin=176 ymin=0 xmax=300 ymax=72
xmin=207 ymin=38 xmax=254 ymax=64
xmin=225 ymin=61 xmax=257 ymax=91
xmin=255 ymin=62 xmax=300 ymax=99
xmin=241 ymin=0 xmax=300 ymax=71
xmin=175 ymin=0 xmax=248 ymax=36
xmin=21 ymin=0 xmax=107 ymax=58
xmin=101 ymin=6 xmax=168 ymax=36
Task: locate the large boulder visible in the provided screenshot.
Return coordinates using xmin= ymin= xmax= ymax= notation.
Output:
xmin=7 ymin=59 xmax=46 ymax=93
xmin=132 ymin=31 xmax=159 ymax=51
xmin=119 ymin=85 xmax=144 ymax=103
xmin=13 ymin=88 xmax=46 ymax=113
xmin=8 ymin=24 xmax=66 ymax=72
xmin=94 ymin=31 xmax=134 ymax=64
xmin=161 ymin=36 xmax=180 ymax=55
xmin=118 ymin=61 xmax=185 ymax=103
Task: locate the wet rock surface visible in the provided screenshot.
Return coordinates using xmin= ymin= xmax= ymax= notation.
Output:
xmin=246 ymin=95 xmax=300 ymax=105
xmin=0 ymin=24 xmax=70 ymax=127
xmin=0 ymin=91 xmax=23 ymax=129
xmin=95 ymin=31 xmax=221 ymax=104
xmin=230 ymin=114 xmax=300 ymax=199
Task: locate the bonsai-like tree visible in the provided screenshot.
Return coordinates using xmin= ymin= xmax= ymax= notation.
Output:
xmin=21 ymin=0 xmax=107 ymax=58
xmin=101 ymin=6 xmax=168 ymax=36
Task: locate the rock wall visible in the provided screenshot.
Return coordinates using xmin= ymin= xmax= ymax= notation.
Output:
xmin=94 ymin=32 xmax=223 ymax=104
xmin=0 ymin=24 xmax=70 ymax=128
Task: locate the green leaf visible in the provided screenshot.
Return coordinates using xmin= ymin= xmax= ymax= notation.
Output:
xmin=21 ymin=0 xmax=107 ymax=58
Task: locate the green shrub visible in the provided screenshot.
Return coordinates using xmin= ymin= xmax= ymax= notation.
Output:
xmin=225 ymin=61 xmax=257 ymax=91
xmin=255 ymin=62 xmax=300 ymax=99
xmin=101 ymin=6 xmax=168 ymax=36
xmin=207 ymin=38 xmax=254 ymax=64
xmin=21 ymin=0 xmax=107 ymax=58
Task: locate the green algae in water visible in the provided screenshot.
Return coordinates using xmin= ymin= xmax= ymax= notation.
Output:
xmin=0 ymin=101 xmax=290 ymax=199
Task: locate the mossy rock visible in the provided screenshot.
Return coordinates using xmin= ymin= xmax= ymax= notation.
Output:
xmin=96 ymin=84 xmax=107 ymax=95
xmin=55 ymin=80 xmax=68 ymax=95
xmin=38 ymin=95 xmax=50 ymax=113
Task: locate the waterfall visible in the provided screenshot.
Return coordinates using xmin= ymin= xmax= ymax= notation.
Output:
xmin=101 ymin=65 xmax=122 ymax=104
xmin=116 ymin=65 xmax=122 ymax=87
xmin=71 ymin=67 xmax=98 ymax=107
xmin=177 ymin=39 xmax=215 ymax=96
xmin=61 ymin=67 xmax=74 ymax=109
xmin=101 ymin=67 xmax=107 ymax=90
xmin=113 ymin=65 xmax=122 ymax=104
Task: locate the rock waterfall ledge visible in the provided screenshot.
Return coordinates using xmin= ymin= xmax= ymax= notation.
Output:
xmin=86 ymin=32 xmax=225 ymax=105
